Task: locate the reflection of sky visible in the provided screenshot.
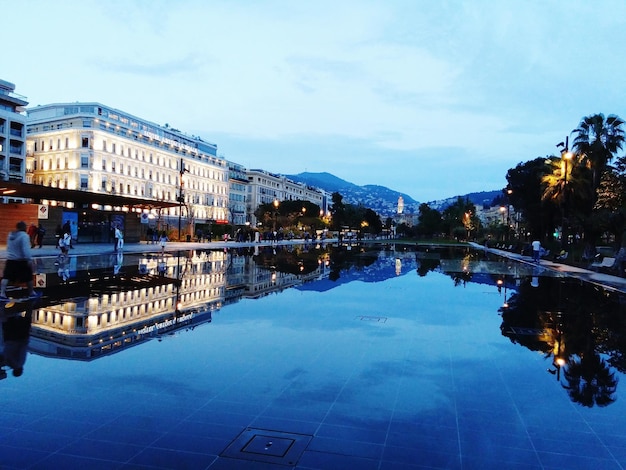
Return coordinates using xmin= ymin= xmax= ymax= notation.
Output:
xmin=5 ymin=248 xmax=626 ymax=468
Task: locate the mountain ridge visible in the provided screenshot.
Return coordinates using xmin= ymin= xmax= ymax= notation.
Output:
xmin=285 ymin=172 xmax=500 ymax=215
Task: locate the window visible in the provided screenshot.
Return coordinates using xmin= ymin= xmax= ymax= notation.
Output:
xmin=102 ymin=140 xmax=107 ymax=151
xmin=65 ymin=137 xmax=69 ymax=149
xmin=102 ymin=159 xmax=106 ymax=170
xmin=102 ymin=178 xmax=107 ymax=190
xmin=80 ymin=175 xmax=88 ymax=189
xmin=82 ymin=137 xmax=89 ymax=148
xmin=112 ymin=143 xmax=116 ymax=154
xmin=81 ymin=155 xmax=89 ymax=168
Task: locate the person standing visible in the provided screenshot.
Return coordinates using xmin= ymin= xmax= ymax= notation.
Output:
xmin=0 ymin=222 xmax=38 ymax=300
xmin=27 ymin=223 xmax=37 ymax=248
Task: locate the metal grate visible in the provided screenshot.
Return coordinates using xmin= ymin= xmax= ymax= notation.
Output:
xmin=221 ymin=427 xmax=312 ymax=466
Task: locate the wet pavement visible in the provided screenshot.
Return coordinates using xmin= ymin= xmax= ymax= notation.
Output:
xmin=469 ymin=242 xmax=626 ymax=294
xmin=2 ymin=242 xmax=626 ymax=469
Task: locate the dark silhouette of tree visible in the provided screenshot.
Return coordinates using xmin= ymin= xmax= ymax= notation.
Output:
xmin=416 ymin=203 xmax=442 ymax=238
xmin=572 ymin=113 xmax=625 ymax=200
xmin=506 ymin=157 xmax=558 ymax=240
xmin=562 ymin=352 xmax=618 ymax=407
xmin=329 ymin=192 xmax=346 ymax=231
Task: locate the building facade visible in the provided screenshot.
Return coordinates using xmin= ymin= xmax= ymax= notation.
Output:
xmin=245 ymin=168 xmax=328 ymax=226
xmin=228 ymin=162 xmax=248 ymax=226
xmin=0 ymin=79 xmax=28 ymax=186
xmin=26 ymin=103 xmax=229 ymax=239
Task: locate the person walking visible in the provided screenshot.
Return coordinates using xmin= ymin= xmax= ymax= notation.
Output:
xmin=159 ymin=231 xmax=168 ymax=255
xmin=0 ymin=221 xmax=38 ymax=301
xmin=531 ymin=239 xmax=542 ymax=262
xmin=36 ymin=223 xmax=46 ymax=248
xmin=114 ymin=225 xmax=124 ymax=252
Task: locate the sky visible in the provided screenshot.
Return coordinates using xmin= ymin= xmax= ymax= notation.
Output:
xmin=3 ymin=0 xmax=626 ymax=203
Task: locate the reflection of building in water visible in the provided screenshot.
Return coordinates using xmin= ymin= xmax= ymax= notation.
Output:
xmin=29 ymin=250 xmax=227 ymax=360
xmin=243 ymin=260 xmax=324 ymax=299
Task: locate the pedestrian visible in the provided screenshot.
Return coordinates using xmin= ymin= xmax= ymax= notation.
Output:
xmin=27 ymin=223 xmax=37 ymax=248
xmin=55 ymin=231 xmax=71 ymax=265
xmin=62 ymin=221 xmax=73 ymax=248
xmin=159 ymin=231 xmax=168 ymax=254
xmin=531 ymin=239 xmax=541 ymax=262
xmin=114 ymin=225 xmax=124 ymax=251
xmin=36 ymin=223 xmax=46 ymax=248
xmin=0 ymin=221 xmax=38 ymax=300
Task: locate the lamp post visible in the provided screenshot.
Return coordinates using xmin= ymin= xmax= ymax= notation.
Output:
xmin=273 ymin=198 xmax=279 ymax=234
xmin=557 ymin=137 xmax=573 ymax=250
xmin=177 ymin=158 xmax=189 ymax=242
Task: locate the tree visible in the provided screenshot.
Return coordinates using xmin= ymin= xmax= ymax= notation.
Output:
xmin=572 ymin=113 xmax=625 ymax=200
xmin=541 ymin=153 xmax=593 ymax=244
xmin=416 ymin=203 xmax=442 ymax=238
xmin=506 ymin=157 xmax=558 ymax=240
xmin=441 ymin=197 xmax=476 ymax=239
xmin=329 ymin=192 xmax=346 ymax=231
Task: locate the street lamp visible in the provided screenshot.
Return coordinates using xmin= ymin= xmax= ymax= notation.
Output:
xmin=177 ymin=158 xmax=189 ymax=242
xmin=556 ymin=137 xmax=573 ymax=250
xmin=273 ymin=198 xmax=279 ymax=234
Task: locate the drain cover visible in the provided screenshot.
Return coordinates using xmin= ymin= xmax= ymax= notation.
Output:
xmin=221 ymin=428 xmax=312 ymax=466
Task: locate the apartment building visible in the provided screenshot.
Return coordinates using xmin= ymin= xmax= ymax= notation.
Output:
xmin=245 ymin=168 xmax=328 ymax=226
xmin=0 ymin=79 xmax=28 ymax=185
xmin=26 ymin=103 xmax=229 ymax=239
xmin=228 ymin=162 xmax=248 ymax=226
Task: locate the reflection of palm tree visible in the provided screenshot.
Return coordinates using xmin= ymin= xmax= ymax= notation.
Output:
xmin=562 ymin=352 xmax=618 ymax=407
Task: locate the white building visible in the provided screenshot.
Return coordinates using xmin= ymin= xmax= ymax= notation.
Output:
xmin=245 ymin=168 xmax=328 ymax=226
xmin=26 ymin=103 xmax=229 ymax=232
xmin=228 ymin=162 xmax=248 ymax=226
xmin=0 ymin=79 xmax=28 ymax=185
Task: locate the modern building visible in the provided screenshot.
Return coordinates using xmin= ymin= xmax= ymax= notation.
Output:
xmin=25 ymin=103 xmax=229 ymax=241
xmin=0 ymin=79 xmax=28 ymax=186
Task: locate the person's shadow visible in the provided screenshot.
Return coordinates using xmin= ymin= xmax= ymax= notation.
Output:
xmin=0 ymin=301 xmax=33 ymax=379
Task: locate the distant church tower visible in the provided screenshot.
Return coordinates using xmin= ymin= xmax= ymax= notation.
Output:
xmin=397 ymin=196 xmax=404 ymax=214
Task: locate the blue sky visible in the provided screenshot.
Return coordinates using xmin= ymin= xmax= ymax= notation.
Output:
xmin=4 ymin=0 xmax=626 ymax=202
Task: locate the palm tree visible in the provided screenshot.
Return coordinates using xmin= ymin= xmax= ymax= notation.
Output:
xmin=572 ymin=113 xmax=625 ymax=198
xmin=541 ymin=154 xmax=592 ymax=244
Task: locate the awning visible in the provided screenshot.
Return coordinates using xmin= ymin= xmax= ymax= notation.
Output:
xmin=0 ymin=181 xmax=179 ymax=211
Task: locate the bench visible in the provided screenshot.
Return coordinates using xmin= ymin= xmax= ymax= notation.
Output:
xmin=590 ymin=257 xmax=615 ymax=270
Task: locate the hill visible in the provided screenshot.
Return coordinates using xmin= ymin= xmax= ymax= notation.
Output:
xmin=285 ymin=172 xmax=419 ymax=216
xmin=285 ymin=172 xmax=500 ymax=215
